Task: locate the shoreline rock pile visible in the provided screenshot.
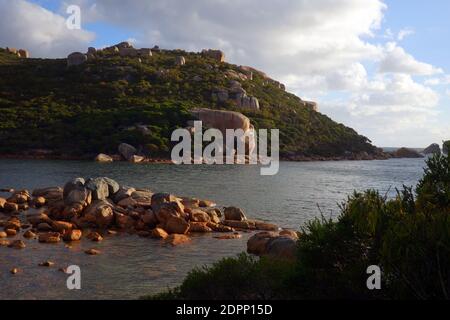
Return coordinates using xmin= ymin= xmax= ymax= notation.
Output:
xmin=1 ymin=177 xmax=288 ymax=252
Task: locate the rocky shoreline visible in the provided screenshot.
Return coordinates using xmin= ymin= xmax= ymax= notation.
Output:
xmin=1 ymin=177 xmax=298 ymax=274
xmin=0 ymin=152 xmax=391 ymax=163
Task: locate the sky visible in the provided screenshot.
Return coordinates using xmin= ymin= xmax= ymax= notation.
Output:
xmin=0 ymin=0 xmax=449 ymax=148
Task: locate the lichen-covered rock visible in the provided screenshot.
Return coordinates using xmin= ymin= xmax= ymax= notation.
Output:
xmin=85 ymin=178 xmax=110 ymax=201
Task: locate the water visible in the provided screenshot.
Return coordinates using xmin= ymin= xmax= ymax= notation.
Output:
xmin=0 ymin=158 xmax=426 ymax=299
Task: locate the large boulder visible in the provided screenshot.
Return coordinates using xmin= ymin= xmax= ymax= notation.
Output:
xmin=153 ymin=202 xmax=184 ymax=225
xmin=137 ymin=48 xmax=152 ymax=57
xmin=190 ymin=108 xmax=251 ymax=134
xmin=119 ymin=47 xmax=138 ymax=57
xmin=118 ymin=143 xmax=137 ymax=161
xmin=151 ymin=193 xmax=178 ymax=207
xmin=164 ymin=216 xmax=190 ymax=234
xmin=67 ymin=52 xmax=87 ymax=67
xmin=201 ymin=49 xmax=225 ymax=62
xmin=18 ymin=49 xmax=29 ymax=58
xmin=247 ymin=231 xmax=279 ymax=255
xmin=83 ymin=200 xmax=114 ymax=228
xmin=224 ymin=207 xmax=247 ymax=221
xmin=95 ymin=153 xmax=113 ymax=162
xmin=175 ymin=56 xmax=186 ymax=66
xmin=165 ymin=234 xmax=191 ymax=246
xmin=64 ymin=187 xmax=91 ymax=206
xmin=85 ymin=178 xmax=110 ymax=200
xmin=63 ymin=178 xmax=85 ymax=198
xmin=113 ymin=186 xmax=136 ymax=203
xmin=265 ymin=237 xmax=297 ymax=260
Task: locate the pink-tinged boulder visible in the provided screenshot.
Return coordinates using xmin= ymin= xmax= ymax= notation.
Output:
xmin=279 ymin=229 xmax=299 ymax=240
xmin=52 ymin=221 xmax=73 ymax=233
xmin=247 ymin=231 xmax=279 ymax=255
xmin=206 ymin=222 xmax=234 ymax=233
xmin=115 ymin=213 xmax=134 ymax=229
xmin=188 ymin=222 xmax=212 ymax=233
xmin=224 ymin=206 xmax=247 ymax=221
xmin=189 ymin=209 xmax=211 ymax=223
xmin=153 ymin=202 xmax=184 ymax=225
xmin=87 ymin=231 xmax=103 ymax=242
xmin=222 ymin=220 xmax=256 ymax=230
xmin=83 ymin=200 xmax=114 ymax=228
xmin=38 ymin=232 xmax=61 ymax=243
xmin=150 ymin=227 xmax=169 ymax=239
xmin=164 ymin=216 xmax=190 ymax=234
xmin=165 ymin=234 xmax=191 ymax=246
xmin=8 ymin=240 xmax=26 ymax=249
xmin=63 ymin=229 xmax=82 ymax=241
xmin=85 ymin=248 xmax=100 ymax=255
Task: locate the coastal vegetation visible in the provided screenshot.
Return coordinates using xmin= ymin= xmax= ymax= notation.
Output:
xmin=149 ymin=151 xmax=450 ymax=300
xmin=0 ymin=46 xmax=380 ymax=159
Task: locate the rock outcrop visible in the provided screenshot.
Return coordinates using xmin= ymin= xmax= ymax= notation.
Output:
xmin=201 ymin=49 xmax=225 ymax=62
xmin=212 ymin=81 xmax=260 ymax=110
xmin=423 ymin=143 xmax=441 ymax=155
xmin=6 ymin=47 xmax=29 ymax=58
xmin=390 ymin=148 xmax=424 ymax=159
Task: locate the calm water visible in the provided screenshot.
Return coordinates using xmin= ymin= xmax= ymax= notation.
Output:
xmin=0 ymin=158 xmax=426 ymax=299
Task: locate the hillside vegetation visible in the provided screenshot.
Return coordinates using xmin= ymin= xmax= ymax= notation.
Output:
xmin=0 ymin=46 xmax=381 ymax=159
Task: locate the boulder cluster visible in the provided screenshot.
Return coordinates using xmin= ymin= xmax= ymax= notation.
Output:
xmin=0 ymin=177 xmax=290 ymax=252
xmin=5 ymin=47 xmax=29 ymax=58
xmin=212 ymin=80 xmax=260 ymax=110
xmin=67 ymin=41 xmax=154 ymax=67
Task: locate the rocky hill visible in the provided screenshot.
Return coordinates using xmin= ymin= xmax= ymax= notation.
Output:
xmin=0 ymin=43 xmax=384 ymax=160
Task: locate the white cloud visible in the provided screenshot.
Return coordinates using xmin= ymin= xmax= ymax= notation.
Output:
xmin=379 ymin=42 xmax=443 ymax=75
xmin=425 ymin=75 xmax=450 ymax=86
xmin=397 ymin=28 xmax=414 ymax=41
xmin=0 ymin=0 xmax=94 ymax=58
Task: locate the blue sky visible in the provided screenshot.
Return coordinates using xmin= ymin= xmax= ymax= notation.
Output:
xmin=0 ymin=0 xmax=449 ymax=148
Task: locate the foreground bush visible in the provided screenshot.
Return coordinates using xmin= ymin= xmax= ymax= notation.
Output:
xmin=148 ymin=153 xmax=450 ymax=300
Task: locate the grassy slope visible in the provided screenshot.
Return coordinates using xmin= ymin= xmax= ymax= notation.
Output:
xmin=0 ymin=47 xmax=380 ymax=158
